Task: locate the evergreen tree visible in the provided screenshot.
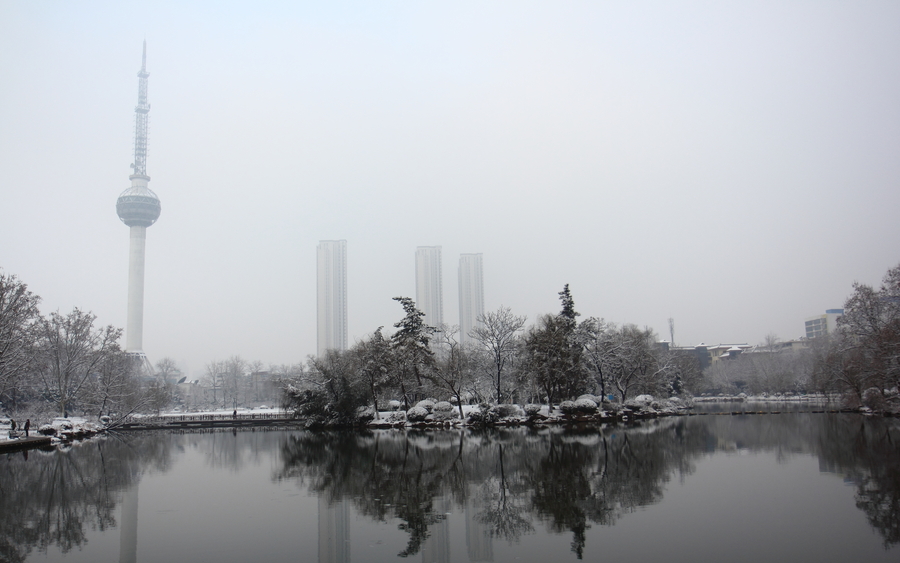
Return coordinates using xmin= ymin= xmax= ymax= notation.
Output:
xmin=390 ymin=297 xmax=435 ymax=407
xmin=525 ymin=285 xmax=589 ymax=406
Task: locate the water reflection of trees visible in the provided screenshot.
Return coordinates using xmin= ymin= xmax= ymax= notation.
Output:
xmin=676 ymin=414 xmax=900 ymax=549
xmin=813 ymin=416 xmax=900 ymax=547
xmin=276 ymin=416 xmax=900 ymax=558
xmin=0 ymin=433 xmax=173 ymax=563
xmin=276 ymin=419 xmax=712 ymax=558
xmin=2 ymin=416 xmax=897 ymax=561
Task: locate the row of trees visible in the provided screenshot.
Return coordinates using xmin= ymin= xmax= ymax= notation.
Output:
xmin=285 ymin=285 xmax=702 ymax=422
xmin=0 ymin=270 xmax=162 ymax=419
xmin=811 ymin=263 xmax=900 ymax=409
xmin=201 ymin=356 xmax=284 ymax=411
xmin=703 ymin=263 xmax=900 ymax=411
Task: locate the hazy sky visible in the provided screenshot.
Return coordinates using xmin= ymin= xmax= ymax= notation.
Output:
xmin=2 ymin=1 xmax=899 ymax=376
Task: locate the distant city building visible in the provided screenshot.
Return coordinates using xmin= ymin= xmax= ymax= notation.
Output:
xmin=661 ymin=342 xmax=753 ymax=371
xmin=805 ymin=309 xmax=843 ymax=339
xmin=317 ymin=240 xmax=348 ymax=357
xmin=416 ymin=246 xmax=444 ymax=328
xmin=458 ymin=253 xmax=484 ymax=346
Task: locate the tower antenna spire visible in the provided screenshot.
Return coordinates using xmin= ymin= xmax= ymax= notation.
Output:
xmin=133 ymin=40 xmax=150 ymax=177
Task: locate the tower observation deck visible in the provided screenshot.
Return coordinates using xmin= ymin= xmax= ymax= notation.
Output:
xmin=116 ymin=41 xmax=160 ymax=369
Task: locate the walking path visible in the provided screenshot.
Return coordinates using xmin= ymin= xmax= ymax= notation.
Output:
xmin=0 ymin=436 xmax=52 ymax=452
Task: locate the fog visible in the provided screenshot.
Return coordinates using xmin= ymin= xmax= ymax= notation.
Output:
xmin=2 ymin=1 xmax=898 ymax=376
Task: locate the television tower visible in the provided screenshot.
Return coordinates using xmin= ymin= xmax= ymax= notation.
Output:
xmin=116 ymin=41 xmax=160 ymax=371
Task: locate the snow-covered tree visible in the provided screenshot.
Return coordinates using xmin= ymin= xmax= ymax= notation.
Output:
xmin=390 ymin=296 xmax=435 ymax=408
xmin=471 ymin=306 xmax=526 ymax=404
xmin=836 ymin=262 xmax=900 ymax=406
xmin=34 ymin=308 xmax=122 ymax=416
xmin=524 ymin=286 xmax=589 ymax=406
xmin=0 ymin=271 xmax=41 ymax=407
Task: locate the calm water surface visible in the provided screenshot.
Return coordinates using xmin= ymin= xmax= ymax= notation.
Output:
xmin=2 ymin=414 xmax=898 ymax=563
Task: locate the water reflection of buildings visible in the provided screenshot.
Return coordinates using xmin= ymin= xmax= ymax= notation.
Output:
xmin=319 ymin=496 xmax=350 ymax=563
xmin=315 ymin=493 xmax=493 ymax=563
xmin=421 ymin=496 xmax=450 ymax=563
xmin=465 ymin=499 xmax=493 ymax=562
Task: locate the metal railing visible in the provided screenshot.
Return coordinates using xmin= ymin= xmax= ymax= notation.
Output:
xmin=120 ymin=412 xmax=289 ymax=425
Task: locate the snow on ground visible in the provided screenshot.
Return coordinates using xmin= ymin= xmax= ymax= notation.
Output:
xmin=2 ymin=416 xmax=102 ymax=444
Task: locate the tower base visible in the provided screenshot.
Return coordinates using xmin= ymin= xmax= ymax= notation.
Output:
xmin=127 ymin=352 xmax=154 ymax=377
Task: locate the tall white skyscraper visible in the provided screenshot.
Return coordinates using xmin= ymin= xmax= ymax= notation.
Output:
xmin=317 ymin=240 xmax=347 ymax=357
xmin=415 ymin=246 xmax=443 ymax=328
xmin=458 ymin=253 xmax=484 ymax=346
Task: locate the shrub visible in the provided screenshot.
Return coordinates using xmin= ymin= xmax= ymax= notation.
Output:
xmin=385 ymin=411 xmax=406 ymax=424
xmin=573 ymin=398 xmax=598 ymax=414
xmin=54 ymin=419 xmax=74 ymax=431
xmin=559 ymin=400 xmax=577 ymax=415
xmin=355 ymin=406 xmax=376 ymax=425
xmin=492 ymin=404 xmax=524 ymax=418
xmin=285 ymin=388 xmax=330 ymax=419
xmin=466 ymin=408 xmax=499 ymax=426
xmin=407 ymin=406 xmax=430 ymax=422
xmin=524 ymin=404 xmax=542 ymax=416
xmin=433 ymin=401 xmax=454 ymax=413
xmin=415 ymin=400 xmax=435 ymax=413
xmin=432 ymin=409 xmax=457 ymax=421
xmin=862 ymin=388 xmax=886 ymax=411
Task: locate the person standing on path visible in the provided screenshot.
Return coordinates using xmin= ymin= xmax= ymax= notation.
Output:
xmin=24 ymin=419 xmax=30 ymax=438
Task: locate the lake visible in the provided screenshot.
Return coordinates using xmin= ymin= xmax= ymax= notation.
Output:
xmin=2 ymin=413 xmax=898 ymax=563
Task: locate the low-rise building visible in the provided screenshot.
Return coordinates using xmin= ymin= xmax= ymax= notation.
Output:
xmin=805 ymin=309 xmax=843 ymax=339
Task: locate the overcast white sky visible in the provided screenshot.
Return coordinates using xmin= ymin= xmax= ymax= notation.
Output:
xmin=2 ymin=1 xmax=899 ymax=376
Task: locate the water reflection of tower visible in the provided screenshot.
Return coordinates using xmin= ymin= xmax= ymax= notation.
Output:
xmin=116 ymin=41 xmax=161 ymax=373
xmin=118 ymin=481 xmax=139 ymax=563
xmin=318 ymin=496 xmax=350 ymax=563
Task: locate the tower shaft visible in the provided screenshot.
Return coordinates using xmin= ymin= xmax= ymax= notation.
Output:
xmin=125 ymin=225 xmax=147 ymax=354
